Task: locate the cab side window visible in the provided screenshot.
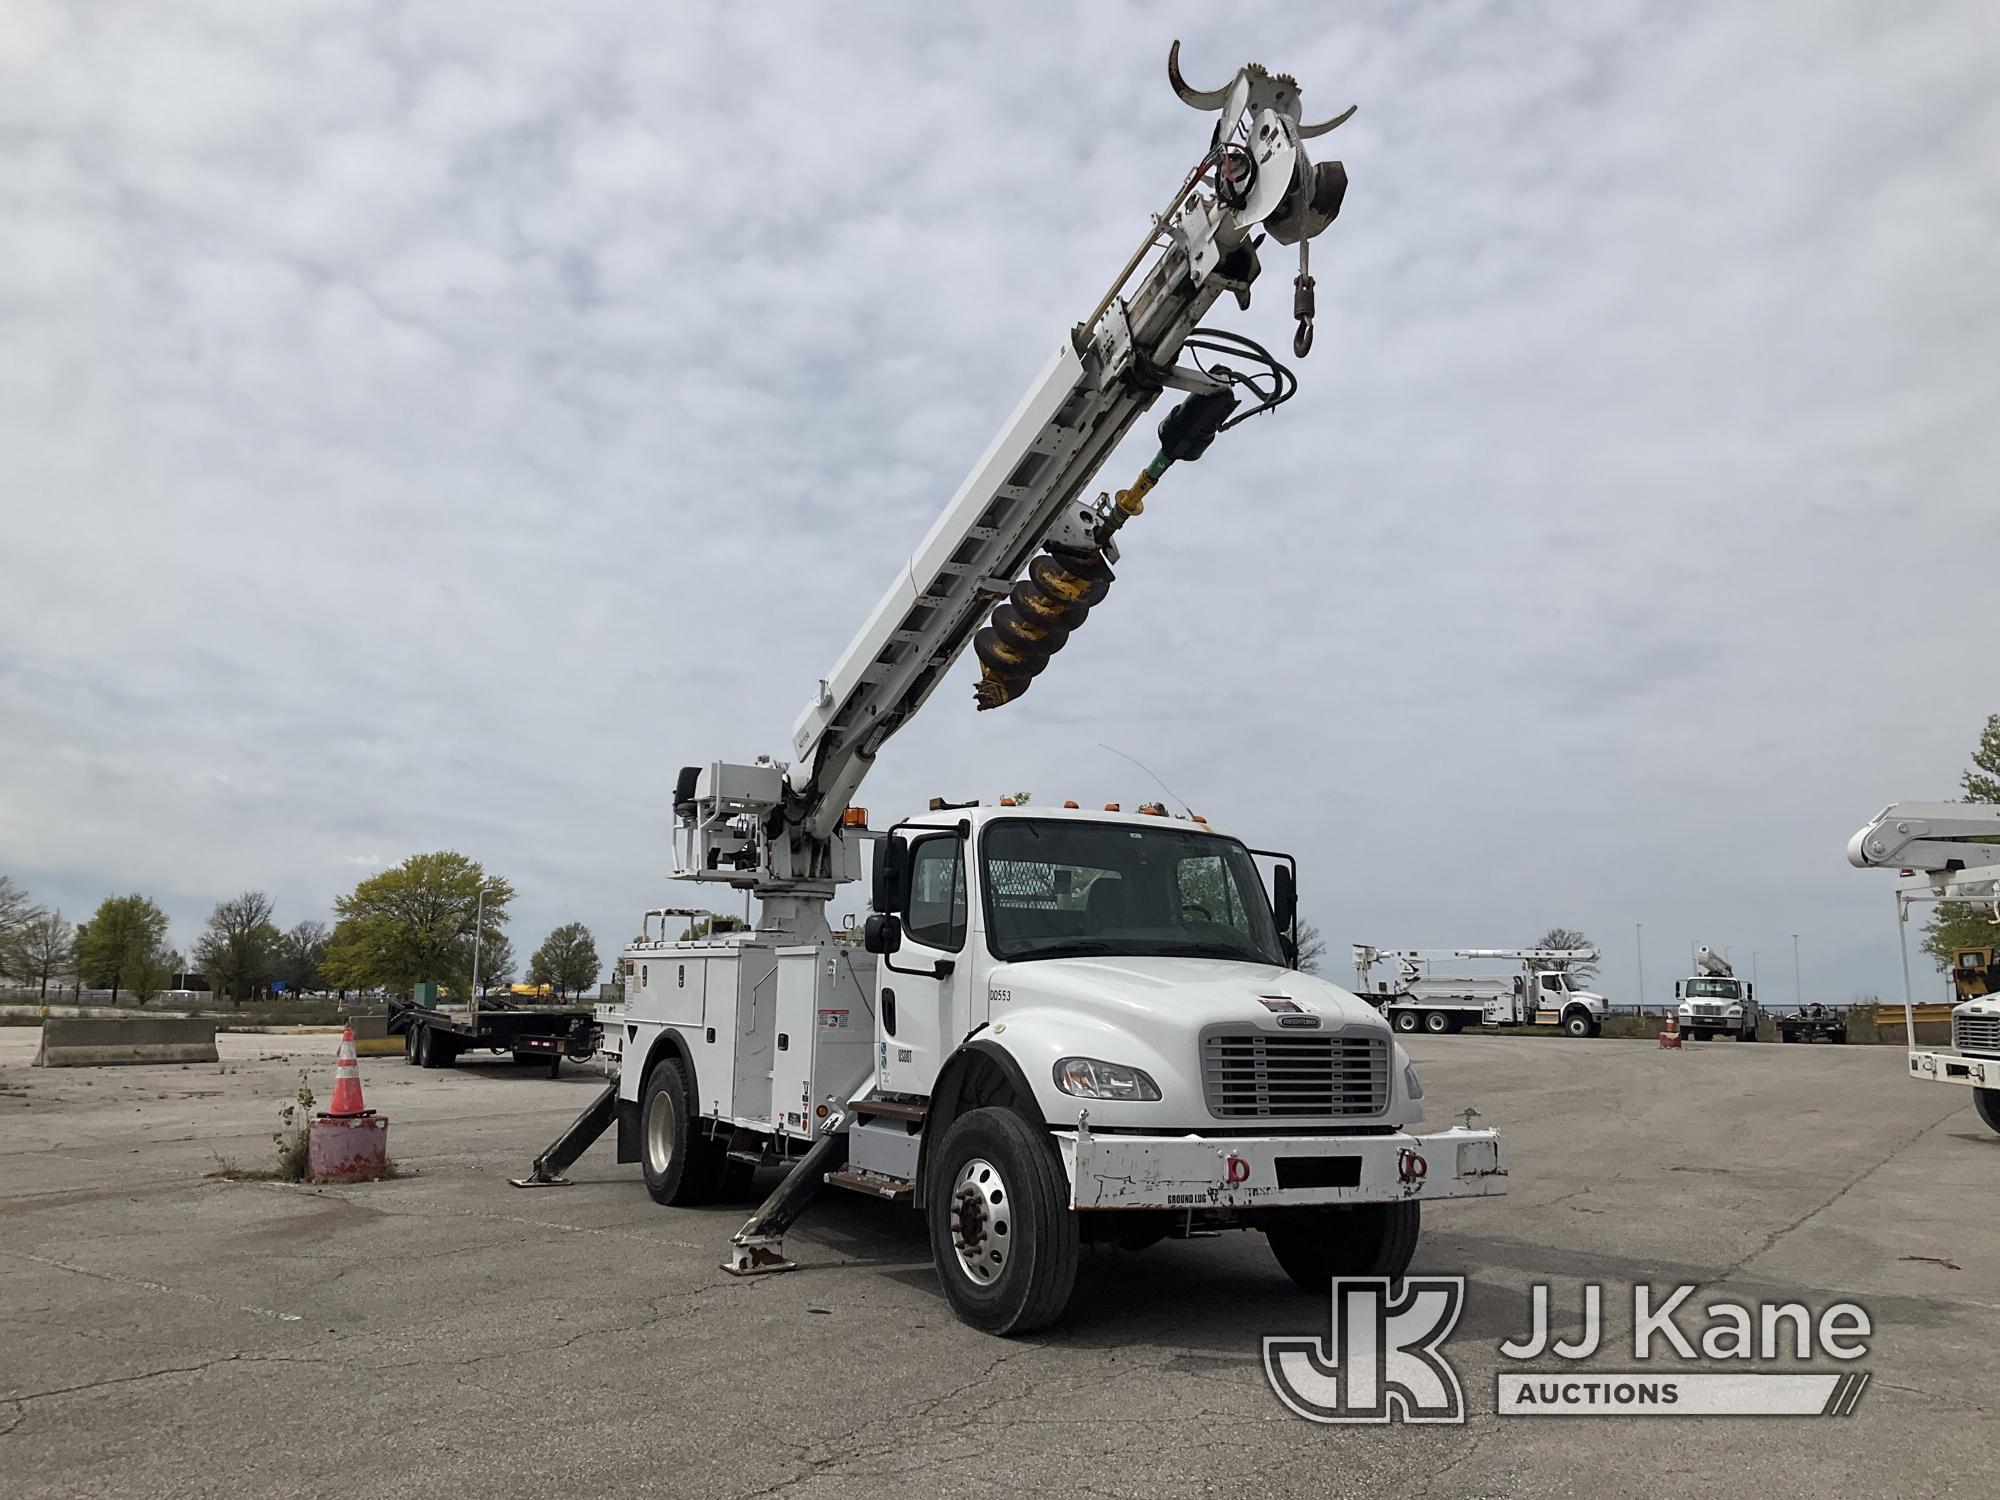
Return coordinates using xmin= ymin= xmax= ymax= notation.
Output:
xmin=904 ymin=836 xmax=967 ymax=951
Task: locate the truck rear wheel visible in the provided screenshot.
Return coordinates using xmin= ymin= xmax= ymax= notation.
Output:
xmin=1265 ymin=1201 xmax=1421 ymax=1290
xmin=1393 ymin=1011 xmax=1420 ymax=1033
xmin=640 ymin=1056 xmax=721 ymax=1206
xmin=1423 ymin=1011 xmax=1450 ymax=1035
xmin=1975 ymin=1089 xmax=2000 ymax=1136
xmin=927 ymin=1107 xmax=1079 ymax=1336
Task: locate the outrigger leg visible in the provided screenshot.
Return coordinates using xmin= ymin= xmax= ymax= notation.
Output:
xmin=722 ymin=1110 xmax=849 ymax=1276
xmin=510 ymin=1082 xmax=618 ymax=1188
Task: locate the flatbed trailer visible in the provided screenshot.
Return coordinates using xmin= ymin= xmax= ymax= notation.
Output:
xmin=388 ymin=996 xmax=599 ymax=1077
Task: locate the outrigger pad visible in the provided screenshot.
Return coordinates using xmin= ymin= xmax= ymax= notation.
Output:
xmin=722 ymin=1241 xmax=797 ymax=1277
xmin=507 ymin=1173 xmax=574 ymax=1188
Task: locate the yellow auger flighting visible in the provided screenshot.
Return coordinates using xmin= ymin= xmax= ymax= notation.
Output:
xmin=973 ymin=386 xmax=1239 ymax=710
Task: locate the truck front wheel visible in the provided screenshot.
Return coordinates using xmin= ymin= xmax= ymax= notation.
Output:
xmin=1563 ymin=1011 xmax=1598 ymax=1038
xmin=1265 ymin=1201 xmax=1422 ymax=1290
xmin=1975 ymin=1089 xmax=2000 ymax=1135
xmin=639 ymin=1056 xmax=721 ymax=1207
xmin=927 ymin=1107 xmax=1079 ymax=1336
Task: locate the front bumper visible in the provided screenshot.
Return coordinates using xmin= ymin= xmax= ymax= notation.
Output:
xmin=1907 ymin=1050 xmax=1998 ymax=1089
xmin=1056 ymin=1124 xmax=1508 ymax=1210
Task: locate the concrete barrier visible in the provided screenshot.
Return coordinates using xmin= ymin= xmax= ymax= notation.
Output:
xmin=32 ymin=1016 xmax=219 ymax=1067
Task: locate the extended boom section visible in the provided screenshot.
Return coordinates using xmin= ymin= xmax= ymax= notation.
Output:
xmin=770 ymin=47 xmax=1355 ymax=869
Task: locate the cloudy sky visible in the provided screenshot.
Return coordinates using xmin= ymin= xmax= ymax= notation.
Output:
xmin=3 ymin=1 xmax=1995 ymax=1002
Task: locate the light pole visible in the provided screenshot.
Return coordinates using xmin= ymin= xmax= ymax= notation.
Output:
xmin=1751 ymin=951 xmax=1759 ymax=985
xmin=470 ymin=883 xmax=502 ymax=1021
xmin=1792 ymin=932 xmax=1802 ymax=1007
xmin=1635 ymin=923 xmax=1645 ymax=1013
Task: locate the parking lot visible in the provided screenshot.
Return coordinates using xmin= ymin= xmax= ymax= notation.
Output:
xmin=2 ymin=1029 xmax=1993 ymax=1499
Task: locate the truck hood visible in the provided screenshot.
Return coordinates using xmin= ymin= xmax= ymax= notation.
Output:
xmin=990 ymin=953 xmax=1386 ymax=1032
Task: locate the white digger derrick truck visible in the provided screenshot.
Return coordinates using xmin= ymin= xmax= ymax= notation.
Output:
xmin=517 ymin=44 xmax=1507 ymax=1336
xmin=1352 ymin=946 xmax=1610 ymax=1037
xmin=1848 ymin=801 xmax=2000 ymax=1134
xmin=1675 ymin=945 xmax=1760 ymax=1042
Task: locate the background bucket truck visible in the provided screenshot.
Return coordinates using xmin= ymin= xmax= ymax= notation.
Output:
xmin=1848 ymin=801 xmax=2000 ymax=1133
xmin=1675 ymin=946 xmax=1760 ymax=1042
xmin=1351 ymin=946 xmax=1610 ymax=1037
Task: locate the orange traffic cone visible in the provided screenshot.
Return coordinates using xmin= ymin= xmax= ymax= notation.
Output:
xmin=326 ymin=1025 xmax=369 ymax=1116
xmin=1658 ymin=1014 xmax=1683 ymax=1051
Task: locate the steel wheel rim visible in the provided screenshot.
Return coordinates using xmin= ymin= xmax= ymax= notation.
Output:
xmin=646 ymin=1090 xmax=677 ymax=1175
xmin=949 ymin=1156 xmax=1011 ymax=1286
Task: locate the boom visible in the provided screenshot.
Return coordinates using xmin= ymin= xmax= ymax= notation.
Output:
xmin=675 ymin=44 xmax=1357 ymax=901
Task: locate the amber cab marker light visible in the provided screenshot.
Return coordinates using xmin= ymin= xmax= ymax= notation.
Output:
xmin=1104 ymin=802 xmax=1121 ymax=812
xmin=841 ymin=807 xmax=869 ymax=828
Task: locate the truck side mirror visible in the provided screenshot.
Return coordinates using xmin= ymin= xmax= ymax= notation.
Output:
xmin=863 ymin=913 xmax=903 ymax=955
xmin=1746 ymin=982 xmax=1755 ymax=1001
xmin=1674 ymin=981 xmax=1682 ymax=999
xmin=1272 ymin=865 xmax=1296 ymax=932
xmin=872 ymin=834 xmax=909 ymax=915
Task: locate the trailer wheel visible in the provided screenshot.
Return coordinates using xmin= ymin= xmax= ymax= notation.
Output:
xmin=1265 ymin=1201 xmax=1422 ymax=1291
xmin=639 ymin=1056 xmax=720 ymax=1207
xmin=1423 ymin=1011 xmax=1450 ymax=1035
xmin=416 ymin=1025 xmax=435 ymax=1068
xmin=1974 ymin=1089 xmax=2000 ymax=1135
xmin=927 ymin=1107 xmax=1079 ymax=1336
xmin=404 ymin=1026 xmax=419 ymax=1066
xmin=1393 ymin=1011 xmax=1420 ymax=1034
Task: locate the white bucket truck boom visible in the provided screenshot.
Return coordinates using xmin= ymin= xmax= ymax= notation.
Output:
xmin=1674 ymin=946 xmax=1760 ymax=1041
xmin=519 ymin=44 xmax=1506 ymax=1335
xmin=1848 ymin=801 xmax=2000 ymax=1134
xmin=1352 ymin=947 xmax=1609 ymax=1037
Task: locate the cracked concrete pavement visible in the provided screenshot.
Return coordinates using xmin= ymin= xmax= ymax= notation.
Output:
xmin=1 ymin=1028 xmax=1993 ymax=1498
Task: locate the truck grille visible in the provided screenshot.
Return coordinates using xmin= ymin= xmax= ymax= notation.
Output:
xmin=1201 ymin=1030 xmax=1389 ymax=1119
xmin=1954 ymin=1013 xmax=2000 ymax=1055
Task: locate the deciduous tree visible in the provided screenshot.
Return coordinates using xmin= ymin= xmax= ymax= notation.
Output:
xmin=193 ymin=891 xmax=282 ymax=1005
xmin=16 ymin=909 xmax=75 ymax=998
xmin=77 ymin=894 xmax=172 ymax=1004
xmin=324 ymin=853 xmax=513 ymax=997
xmin=0 ymin=875 xmax=42 ymax=978
xmin=529 ymin=922 xmax=601 ymax=998
xmin=1527 ymin=928 xmax=1599 ymax=982
xmin=277 ymin=920 xmax=329 ymax=995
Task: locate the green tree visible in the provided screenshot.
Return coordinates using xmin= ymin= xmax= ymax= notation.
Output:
xmin=77 ymin=894 xmax=172 ymax=1004
xmin=276 ymin=920 xmax=329 ymax=995
xmin=1527 ymin=928 xmax=1599 ymax=982
xmin=1923 ymin=713 xmax=2000 ymax=968
xmin=529 ymin=922 xmax=601 ymax=997
xmin=15 ymin=908 xmax=75 ymax=998
xmin=323 ymin=853 xmax=513 ymax=997
xmin=193 ymin=890 xmax=282 ymax=1005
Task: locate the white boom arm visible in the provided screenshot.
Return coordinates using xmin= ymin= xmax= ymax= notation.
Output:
xmin=776 ymin=45 xmax=1356 ymax=853
xmin=1848 ymin=802 xmax=2000 ymax=889
xmin=1352 ymin=946 xmax=1600 ymax=987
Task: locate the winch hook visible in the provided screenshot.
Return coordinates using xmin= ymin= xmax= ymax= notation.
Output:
xmin=1292 ymin=240 xmax=1315 ymax=358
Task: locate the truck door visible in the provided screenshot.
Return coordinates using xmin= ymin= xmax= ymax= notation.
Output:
xmin=880 ymin=832 xmax=967 ymax=1095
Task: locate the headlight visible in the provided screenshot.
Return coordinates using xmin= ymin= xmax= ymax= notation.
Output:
xmin=1053 ymin=1057 xmax=1161 ymax=1101
xmin=1403 ymin=1063 xmax=1424 ymax=1100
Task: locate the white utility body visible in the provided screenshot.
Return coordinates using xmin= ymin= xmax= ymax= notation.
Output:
xmin=1848 ymin=801 xmax=2000 ymax=1134
xmin=523 ymin=45 xmax=1508 ymax=1337
xmin=1352 ymin=946 xmax=1610 ymax=1038
xmin=1675 ymin=946 xmax=1760 ymax=1042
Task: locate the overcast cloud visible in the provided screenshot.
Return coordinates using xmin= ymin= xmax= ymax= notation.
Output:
xmin=3 ymin=1 xmax=1995 ymax=1003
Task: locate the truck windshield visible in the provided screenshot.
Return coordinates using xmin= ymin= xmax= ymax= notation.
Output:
xmin=1685 ymin=978 xmax=1741 ymax=999
xmin=981 ymin=818 xmax=1287 ymax=965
